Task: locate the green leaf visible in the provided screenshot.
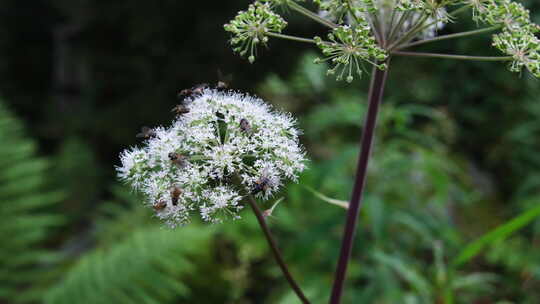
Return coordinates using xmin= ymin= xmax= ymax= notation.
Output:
xmin=453 ymin=200 xmax=540 ymax=267
xmin=373 ymin=251 xmax=432 ymax=299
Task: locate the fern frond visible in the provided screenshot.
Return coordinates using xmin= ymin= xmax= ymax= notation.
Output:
xmin=0 ymin=101 xmax=64 ymax=303
xmin=45 ymin=226 xmax=215 ymax=304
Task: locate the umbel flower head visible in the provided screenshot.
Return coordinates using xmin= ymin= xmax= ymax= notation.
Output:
xmin=224 ymin=2 xmax=288 ymax=64
xmin=117 ymin=90 xmax=307 ymax=227
xmin=226 ymin=0 xmax=540 ymax=80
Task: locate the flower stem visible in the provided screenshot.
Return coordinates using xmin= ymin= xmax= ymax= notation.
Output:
xmin=267 ymin=32 xmax=317 ymax=44
xmin=246 ymin=194 xmax=311 ymax=304
xmin=288 ymin=1 xmax=338 ymax=29
xmin=448 ymin=4 xmax=472 ymax=19
xmin=387 ymin=13 xmax=429 ymax=50
xmin=389 ymin=4 xmax=472 ymax=50
xmin=392 ymin=51 xmax=513 ymax=61
xmin=399 ymin=25 xmax=502 ymax=49
xmin=387 ymin=11 xmax=412 ymax=46
xmin=329 ymin=62 xmax=390 ymax=304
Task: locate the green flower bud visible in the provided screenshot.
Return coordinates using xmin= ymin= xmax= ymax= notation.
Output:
xmin=315 ymin=25 xmax=387 ymax=81
xmin=225 ymin=2 xmax=287 ymax=63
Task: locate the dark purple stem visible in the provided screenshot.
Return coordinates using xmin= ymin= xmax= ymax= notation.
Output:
xmin=246 ymin=195 xmax=311 ymax=304
xmin=329 ymin=62 xmax=390 ymax=304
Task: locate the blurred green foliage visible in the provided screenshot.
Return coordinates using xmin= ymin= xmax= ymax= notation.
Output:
xmin=1 ymin=1 xmax=540 ymax=303
xmin=0 ymin=102 xmax=64 ymax=303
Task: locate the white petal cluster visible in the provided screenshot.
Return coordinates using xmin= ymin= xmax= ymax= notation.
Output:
xmin=117 ymin=90 xmax=307 ymax=227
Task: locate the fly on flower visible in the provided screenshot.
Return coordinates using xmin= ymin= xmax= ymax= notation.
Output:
xmin=136 ymin=126 xmax=156 ymax=140
xmin=239 ymin=118 xmax=252 ymax=134
xmin=216 ymin=69 xmax=233 ymax=90
xmin=177 ymin=83 xmax=209 ymax=101
xmin=171 ymin=104 xmax=190 ymax=115
xmin=251 ymin=167 xmax=276 ymax=196
xmin=252 ymin=175 xmax=272 ymax=195
xmin=170 ymin=186 xmax=182 ymax=206
xmin=153 ymin=200 xmax=167 ymax=211
xmin=168 ymin=152 xmax=188 ymax=168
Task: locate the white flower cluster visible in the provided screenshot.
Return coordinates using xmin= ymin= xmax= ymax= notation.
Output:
xmin=117 ymin=90 xmax=307 ymax=227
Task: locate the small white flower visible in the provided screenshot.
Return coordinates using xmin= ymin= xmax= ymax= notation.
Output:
xmin=200 ymin=186 xmax=243 ymax=223
xmin=117 ymin=89 xmax=307 ymax=227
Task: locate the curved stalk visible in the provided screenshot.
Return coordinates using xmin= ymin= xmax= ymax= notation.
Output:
xmin=392 ymin=51 xmax=513 ymax=61
xmin=288 ymin=2 xmax=338 ymax=29
xmin=245 ymin=194 xmax=311 ymax=304
xmin=398 ymin=26 xmax=502 ymax=49
xmin=329 ymin=61 xmax=390 ymax=304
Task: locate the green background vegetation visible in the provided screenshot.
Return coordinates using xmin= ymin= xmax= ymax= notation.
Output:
xmin=1 ymin=1 xmax=540 ymax=303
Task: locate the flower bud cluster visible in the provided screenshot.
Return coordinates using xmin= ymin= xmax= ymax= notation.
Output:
xmin=260 ymin=0 xmax=304 ymax=7
xmin=117 ymin=90 xmax=306 ymax=227
xmin=224 ymin=2 xmax=288 ymax=63
xmin=470 ymin=0 xmax=540 ymax=77
xmin=493 ymin=30 xmax=540 ymax=77
xmin=314 ymin=0 xmax=376 ymax=22
xmin=471 ymin=0 xmax=538 ymax=32
xmin=395 ymin=0 xmax=426 ymax=11
xmin=314 ymin=0 xmax=350 ymax=22
xmin=311 ymin=0 xmax=447 ymax=78
xmin=226 ymin=0 xmax=540 ymax=80
xmin=314 ymin=24 xmax=388 ymax=82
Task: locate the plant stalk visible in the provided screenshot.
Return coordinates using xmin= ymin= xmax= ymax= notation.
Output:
xmin=288 ymin=2 xmax=338 ymax=29
xmin=398 ymin=25 xmax=502 ymax=49
xmin=389 ymin=4 xmax=471 ymax=51
xmin=245 ymin=194 xmax=311 ymax=304
xmin=267 ymin=32 xmax=317 ymax=44
xmin=387 ymin=13 xmax=429 ymax=50
xmin=329 ymin=62 xmax=390 ymax=304
xmin=392 ymin=51 xmax=513 ymax=61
